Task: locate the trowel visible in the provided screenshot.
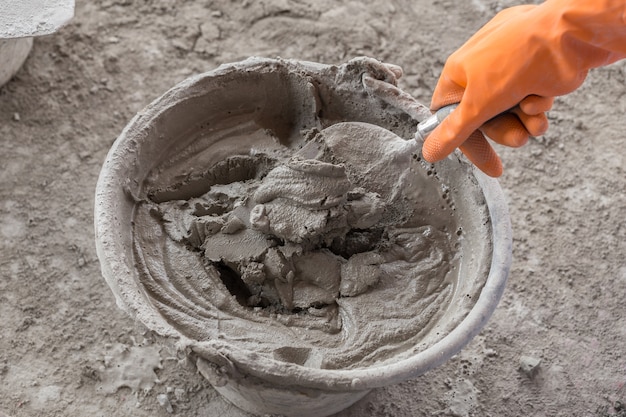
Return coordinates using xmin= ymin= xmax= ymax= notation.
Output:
xmin=360 ymin=71 xmax=457 ymax=145
xmin=414 ymin=103 xmax=458 ymax=142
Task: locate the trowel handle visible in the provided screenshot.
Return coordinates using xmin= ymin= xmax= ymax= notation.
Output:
xmin=415 ymin=103 xmax=459 ymax=141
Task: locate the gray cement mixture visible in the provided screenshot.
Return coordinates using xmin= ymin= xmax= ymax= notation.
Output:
xmin=4 ymin=1 xmax=623 ymax=416
xmin=133 ymin=119 xmax=462 ymax=370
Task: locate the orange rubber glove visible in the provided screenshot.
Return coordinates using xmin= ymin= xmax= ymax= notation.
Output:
xmin=423 ymin=0 xmax=626 ymax=177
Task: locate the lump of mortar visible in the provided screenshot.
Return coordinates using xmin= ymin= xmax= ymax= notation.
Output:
xmin=340 ymin=251 xmax=384 ymax=297
xmin=221 ymin=215 xmax=246 ymax=234
xmin=292 ymin=250 xmax=342 ymax=308
xmin=345 ymin=188 xmax=385 ymax=230
xmin=254 ymin=158 xmax=351 ymax=209
xmin=250 ymin=157 xmax=352 ymax=245
xmin=318 ymin=122 xmax=417 ymax=205
xmin=133 ymin=119 xmax=461 ymax=369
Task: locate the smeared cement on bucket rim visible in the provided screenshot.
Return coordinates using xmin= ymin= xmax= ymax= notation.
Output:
xmin=0 ymin=0 xmax=74 ymax=39
xmin=94 ymin=57 xmax=512 ymax=415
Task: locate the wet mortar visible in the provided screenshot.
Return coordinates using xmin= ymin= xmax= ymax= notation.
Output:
xmin=133 ymin=120 xmax=460 ymax=369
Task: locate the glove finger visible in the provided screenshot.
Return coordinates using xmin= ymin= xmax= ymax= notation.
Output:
xmin=459 ymin=130 xmax=503 ymax=177
xmin=512 ymin=107 xmax=549 ymax=136
xmin=422 ymin=99 xmax=485 ymax=162
xmin=480 ymin=113 xmax=529 ymax=148
xmin=519 ymin=95 xmax=554 ymax=115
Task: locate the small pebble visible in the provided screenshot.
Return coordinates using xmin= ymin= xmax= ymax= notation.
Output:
xmin=174 ymin=388 xmax=186 ymax=401
xmin=519 ymin=355 xmax=541 ymax=377
xmin=221 ymin=216 xmax=245 ymax=234
xmin=12 ymin=113 xmax=20 ymax=121
xmin=156 ymin=394 xmax=173 ymax=413
xmin=484 ymin=348 xmax=498 ymax=357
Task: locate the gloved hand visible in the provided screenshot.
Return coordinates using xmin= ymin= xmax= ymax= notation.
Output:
xmin=423 ymin=0 xmax=626 ymax=177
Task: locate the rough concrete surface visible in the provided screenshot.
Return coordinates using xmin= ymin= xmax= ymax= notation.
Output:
xmin=0 ymin=1 xmax=624 ymax=416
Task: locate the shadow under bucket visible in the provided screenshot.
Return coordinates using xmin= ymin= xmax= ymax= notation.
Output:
xmin=94 ymin=57 xmax=512 ymax=417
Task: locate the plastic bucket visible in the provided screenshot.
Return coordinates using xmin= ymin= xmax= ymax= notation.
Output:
xmin=95 ymin=57 xmax=511 ymax=417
